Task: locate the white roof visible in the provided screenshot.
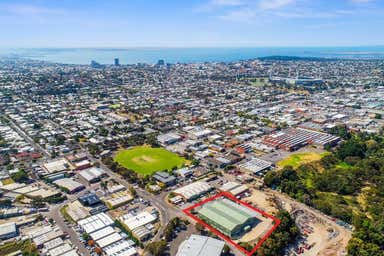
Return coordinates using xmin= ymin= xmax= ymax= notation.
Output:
xmin=78 ymin=167 xmax=106 ymax=181
xmin=78 ymin=212 xmax=114 ymax=234
xmin=43 ymin=159 xmax=70 ymax=173
xmin=48 ymin=243 xmax=72 ymax=256
xmin=104 ymin=240 xmax=136 ymax=256
xmin=121 ymin=211 xmax=157 ymax=231
xmin=60 ymin=250 xmax=79 ymax=256
xmin=53 ymin=178 xmax=84 ymax=192
xmin=0 ymin=222 xmax=16 ymax=236
xmin=220 ymin=181 xmax=240 ymax=192
xmin=26 ymin=225 xmax=53 ymax=238
xmin=44 ymin=237 xmax=64 ymax=250
xmin=33 ymin=230 xmax=64 ymax=247
xmin=176 ymin=235 xmax=225 ymax=256
xmin=112 ymin=248 xmax=138 ymax=256
xmin=238 ymin=158 xmax=272 ymax=174
xmin=96 ymin=232 xmax=123 ymax=248
xmin=90 ymin=226 xmax=115 ymax=241
xmin=173 ymin=181 xmax=212 ymax=200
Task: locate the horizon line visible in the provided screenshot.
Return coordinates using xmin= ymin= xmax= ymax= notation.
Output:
xmin=1 ymin=45 xmax=384 ymax=50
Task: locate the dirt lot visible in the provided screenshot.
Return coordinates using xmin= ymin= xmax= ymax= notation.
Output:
xmin=269 ymin=190 xmax=352 ymax=256
xmin=244 ymin=187 xmax=351 ymax=256
xmin=243 ymin=188 xmax=279 ymax=214
xmin=239 ymin=216 xmax=274 ymax=243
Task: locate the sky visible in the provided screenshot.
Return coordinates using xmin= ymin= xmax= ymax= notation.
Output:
xmin=0 ymin=0 xmax=383 ymax=48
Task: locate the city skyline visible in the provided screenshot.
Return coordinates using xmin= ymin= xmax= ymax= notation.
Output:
xmin=0 ymin=0 xmax=383 ymax=48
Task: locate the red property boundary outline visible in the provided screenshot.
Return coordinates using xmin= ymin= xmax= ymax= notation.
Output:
xmin=182 ymin=191 xmax=281 ymax=256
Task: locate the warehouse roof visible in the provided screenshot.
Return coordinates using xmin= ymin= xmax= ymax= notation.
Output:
xmin=238 ymin=158 xmax=272 ymax=174
xmin=0 ymin=222 xmax=16 ymax=237
xmin=48 ymin=243 xmax=72 ymax=256
xmin=53 ymin=178 xmax=85 ymax=192
xmin=59 ymin=249 xmax=79 ymax=256
xmin=104 ymin=240 xmax=136 ymax=256
xmin=219 ymin=182 xmax=248 ymax=196
xmin=43 ymin=159 xmax=71 ymax=174
xmin=33 ymin=229 xmax=64 ymax=247
xmin=121 ymin=211 xmax=157 ymax=231
xmin=89 ymin=226 xmax=115 ymax=241
xmin=78 ymin=212 xmax=114 ymax=234
xmin=96 ymin=232 xmax=123 ymax=248
xmin=78 ymin=167 xmax=106 ymax=182
xmin=173 ymin=181 xmax=212 ymax=201
xmin=43 ymin=237 xmax=64 ymax=251
xmin=198 ymin=198 xmax=258 ymax=232
xmin=176 ymin=235 xmax=225 ymax=256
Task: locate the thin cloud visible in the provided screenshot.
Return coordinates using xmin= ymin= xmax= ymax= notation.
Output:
xmin=349 ymin=0 xmax=373 ymax=3
xmin=211 ymin=0 xmax=244 ymax=6
xmin=195 ymin=0 xmax=245 ymax=12
xmin=219 ymin=8 xmax=257 ymax=22
xmin=258 ymin=0 xmax=296 ymax=10
xmin=0 ymin=4 xmax=66 ymax=16
xmin=200 ymin=0 xmax=381 ymax=23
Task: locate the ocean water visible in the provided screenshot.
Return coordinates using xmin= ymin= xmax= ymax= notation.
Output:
xmin=1 ymin=46 xmax=384 ymax=65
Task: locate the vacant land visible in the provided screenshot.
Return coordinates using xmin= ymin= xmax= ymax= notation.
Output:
xmin=0 ymin=239 xmax=37 ymax=255
xmin=114 ymin=146 xmax=185 ymax=176
xmin=1 ymin=178 xmax=14 ymax=185
xmin=277 ymin=152 xmax=329 ymax=169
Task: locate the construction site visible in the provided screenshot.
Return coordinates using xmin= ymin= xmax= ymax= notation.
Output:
xmin=242 ymin=186 xmax=352 ymax=256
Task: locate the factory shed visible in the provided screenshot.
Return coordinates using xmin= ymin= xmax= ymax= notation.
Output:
xmin=197 ymin=198 xmax=259 ymax=239
xmin=173 ymin=181 xmax=212 ymax=201
xmin=176 ymin=235 xmax=225 ymax=256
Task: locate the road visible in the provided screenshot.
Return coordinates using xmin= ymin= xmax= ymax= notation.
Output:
xmin=90 ymin=152 xmax=179 ymax=241
xmin=5 ymin=116 xmax=51 ymax=157
xmin=45 ymin=119 xmax=179 ymax=242
xmin=47 ymin=203 xmax=91 ymax=256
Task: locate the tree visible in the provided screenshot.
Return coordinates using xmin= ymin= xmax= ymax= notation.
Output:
xmin=256 ymin=211 xmax=299 ymax=256
xmin=263 ymin=171 xmax=280 ymax=187
xmin=195 ymin=222 xmax=205 ymax=233
xmin=146 ymin=240 xmax=167 ymax=256
xmin=82 ymin=233 xmax=90 ymax=241
xmin=337 ymin=139 xmax=366 ymax=160
xmin=129 ymin=186 xmax=137 ymax=197
xmin=222 ymin=244 xmax=231 ymax=255
xmin=11 ymin=170 xmax=29 ymax=183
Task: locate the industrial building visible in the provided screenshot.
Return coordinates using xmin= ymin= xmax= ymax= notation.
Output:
xmin=104 ymin=240 xmax=137 ymax=256
xmin=77 ymin=212 xmax=114 ymax=234
xmin=173 ymin=181 xmax=212 ymax=201
xmin=78 ymin=167 xmax=107 ymax=184
xmin=120 ymin=211 xmax=157 ymax=241
xmin=30 ymin=227 xmax=65 ymax=248
xmin=219 ymin=182 xmax=249 ymax=197
xmin=79 ymin=193 xmax=101 ymax=206
xmin=0 ymin=222 xmax=17 ymax=240
xmin=153 ymin=171 xmax=176 ymax=186
xmin=157 ymin=132 xmax=181 ymax=145
xmin=237 ymin=158 xmax=273 ymax=175
xmin=77 ymin=212 xmax=137 ymax=255
xmin=263 ymin=127 xmax=340 ymax=151
xmin=42 ymin=159 xmax=71 ymax=175
xmin=103 ymin=190 xmax=133 ymax=209
xmin=176 ymin=235 xmax=225 ymax=256
xmin=66 ymin=200 xmax=90 ymax=222
xmin=47 ymin=243 xmax=73 ymax=256
xmin=53 ymin=178 xmax=85 ymax=194
xmin=197 ymin=198 xmax=259 ymax=239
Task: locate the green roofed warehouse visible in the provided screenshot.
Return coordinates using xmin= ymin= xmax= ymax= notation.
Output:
xmin=197 ymin=198 xmax=260 ymax=239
